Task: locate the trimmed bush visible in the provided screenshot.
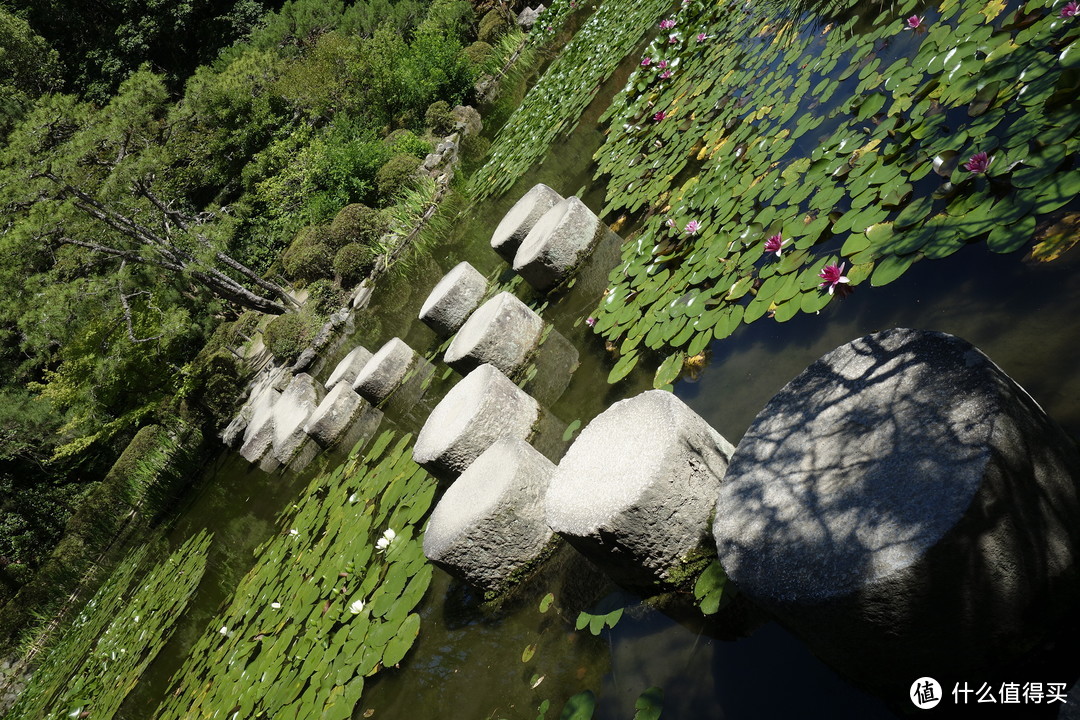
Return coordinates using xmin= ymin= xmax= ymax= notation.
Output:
xmin=462 ymin=40 xmax=493 ymax=70
xmin=305 ymin=278 xmax=348 ymax=314
xmin=375 ymin=154 xmax=422 ymax=203
xmin=385 ymin=129 xmax=432 ymax=158
xmin=330 ymin=203 xmax=386 ymax=245
xmin=282 ymin=243 xmax=333 ymax=282
xmin=263 ymin=312 xmax=317 ymax=363
xmin=334 ymin=243 xmax=378 ymax=286
xmin=425 ymin=100 xmax=456 ymax=135
xmin=478 ymin=9 xmax=511 ymax=44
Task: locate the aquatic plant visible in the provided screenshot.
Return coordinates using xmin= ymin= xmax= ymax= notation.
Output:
xmin=818 ymin=262 xmax=850 ymax=294
xmin=154 ymin=432 xmax=435 ymax=720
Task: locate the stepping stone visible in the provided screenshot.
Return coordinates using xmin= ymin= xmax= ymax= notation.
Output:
xmin=546 ymin=390 xmax=735 ymax=591
xmin=325 ymin=345 xmax=373 ymax=391
xmin=237 ymin=385 xmax=281 ymax=464
xmin=443 ymin=292 xmax=544 ymax=376
xmin=490 ymin=183 xmax=563 ymax=261
xmin=304 ymin=382 xmax=368 ymax=447
xmin=418 ymin=262 xmax=488 ymax=336
xmin=414 ymin=364 xmax=539 ymax=478
xmin=352 ymin=338 xmax=425 ymax=404
xmin=712 ymin=328 xmax=1080 ymax=695
xmin=513 ymin=196 xmax=616 ymax=292
xmin=272 ymin=373 xmax=325 ymax=463
xmin=423 ymin=438 xmax=558 ymax=595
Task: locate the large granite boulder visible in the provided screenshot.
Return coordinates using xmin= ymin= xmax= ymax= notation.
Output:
xmin=451 ymin=105 xmax=482 ymax=137
xmin=513 ymin=196 xmax=615 ymax=292
xmin=271 ymin=373 xmax=325 ymax=464
xmin=443 ymin=292 xmax=544 ymax=376
xmin=324 ymin=345 xmax=373 ymax=391
xmin=414 ymin=364 xmax=539 ymax=478
xmin=546 ymin=390 xmax=735 ymax=591
xmin=418 ymin=262 xmax=488 ymax=336
xmin=490 ymin=183 xmax=563 ymax=261
xmin=423 ymin=438 xmax=558 ymax=595
xmin=712 ymin=328 xmax=1080 ymax=697
xmin=304 ymin=382 xmax=367 ymax=447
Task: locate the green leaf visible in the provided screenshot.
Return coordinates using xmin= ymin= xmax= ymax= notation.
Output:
xmin=539 ymin=593 xmax=555 ymax=614
xmin=561 ymin=420 xmax=582 ymax=442
xmin=607 ymin=351 xmax=639 ymax=384
xmin=522 ymin=643 xmax=537 ymax=663
xmin=381 ymin=613 xmax=421 ymax=667
xmin=559 ymin=690 xmax=596 ymax=720
xmin=870 ymin=254 xmax=914 ymax=287
xmin=654 ymin=352 xmax=684 ymax=388
xmin=633 ymin=687 xmax=665 ymax=720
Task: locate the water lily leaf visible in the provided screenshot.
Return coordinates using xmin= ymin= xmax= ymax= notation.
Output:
xmin=801 ymin=288 xmax=833 ymax=313
xmin=1011 ymin=144 xmax=1067 ymax=187
xmin=381 ymin=613 xmax=420 ymax=667
xmin=561 ymin=421 xmax=582 ymax=442
xmin=539 ymin=593 xmax=555 ymax=614
xmin=633 ymin=687 xmax=665 ymax=720
xmin=559 ymin=690 xmax=597 ymax=720
xmin=893 ymin=195 xmax=934 ymax=228
xmin=870 ymin=254 xmax=914 ymax=286
xmin=989 ymin=215 xmax=1036 ymax=254
xmin=654 ymin=352 xmax=685 ymax=388
xmin=607 ymin=351 xmax=639 ymax=384
xmin=693 ymin=561 xmax=728 ymax=615
xmin=522 ymin=643 xmax=537 ymax=663
xmin=1030 ymin=213 xmax=1080 ymax=261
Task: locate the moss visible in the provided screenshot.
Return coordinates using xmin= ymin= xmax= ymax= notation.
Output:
xmin=424 ymin=100 xmax=456 ymax=135
xmin=375 ymin=154 xmax=423 ymax=203
xmin=478 ymin=8 xmax=511 ymax=44
xmin=263 ymin=312 xmax=318 ymax=363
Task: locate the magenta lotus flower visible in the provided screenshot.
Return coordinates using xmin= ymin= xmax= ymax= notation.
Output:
xmin=659 ymin=18 xmax=676 ymax=30
xmin=818 ymin=262 xmax=849 ymax=294
xmin=660 ymin=70 xmax=673 ymax=79
xmin=906 ymin=15 xmax=922 ymax=28
xmin=585 ymin=316 xmax=597 ymax=327
xmin=684 ymin=220 xmax=701 ymax=235
xmin=1061 ymin=1 xmax=1078 ymax=16
xmin=657 ymin=59 xmax=669 ymax=69
xmin=696 ymin=32 xmax=709 ymax=41
xmin=641 ymin=57 xmax=652 ymax=66
xmin=668 ymin=34 xmax=679 ymax=44
xmin=764 ymin=234 xmax=787 ymax=257
xmin=963 ymin=151 xmax=991 ymax=174
xmin=653 ymin=110 xmax=666 ymax=122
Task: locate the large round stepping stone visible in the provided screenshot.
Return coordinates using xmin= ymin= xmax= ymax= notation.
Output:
xmin=414 ymin=364 xmax=539 ymax=477
xmin=546 ymin=390 xmax=735 ymax=591
xmin=443 ymin=292 xmax=544 ymax=376
xmin=424 ymin=438 xmax=558 ymax=595
xmin=513 ymin=196 xmax=612 ymax=292
xmin=418 ymin=262 xmax=488 ymax=336
xmin=237 ymin=385 xmax=281 ymax=464
xmin=712 ymin=328 xmax=1080 ymax=695
xmin=352 ymin=338 xmax=423 ymax=404
xmin=490 ymin=183 xmax=563 ymax=261
xmin=304 ymin=382 xmax=368 ymax=447
xmin=324 ymin=345 xmax=373 ymax=391
xmin=272 ymin=373 xmax=324 ymax=463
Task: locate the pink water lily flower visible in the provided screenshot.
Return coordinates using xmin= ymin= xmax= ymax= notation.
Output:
xmin=696 ymin=32 xmax=709 ymax=42
xmin=668 ymin=34 xmax=679 ymax=44
xmin=659 ymin=18 xmax=676 ymax=30
xmin=906 ymin=15 xmax=922 ymax=28
xmin=660 ymin=70 xmax=673 ymax=79
xmin=963 ymin=151 xmax=991 ymax=174
xmin=653 ymin=110 xmax=666 ymax=122
xmin=684 ymin=220 xmax=701 ymax=235
xmin=819 ymin=262 xmax=849 ymax=294
xmin=657 ymin=59 xmax=669 ymax=69
xmin=764 ymin=233 xmax=788 ymax=257
xmin=585 ymin=316 xmax=597 ymax=327
xmin=665 ymin=218 xmax=677 ymax=229
xmin=1061 ymin=1 xmax=1078 ymax=16
xmin=641 ymin=56 xmax=652 ymax=66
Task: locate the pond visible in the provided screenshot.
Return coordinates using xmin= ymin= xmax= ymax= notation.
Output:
xmin=16 ymin=0 xmax=1080 ymax=716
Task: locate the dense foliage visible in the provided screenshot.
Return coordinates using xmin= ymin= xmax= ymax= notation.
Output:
xmin=0 ymin=0 xmax=494 ymax=624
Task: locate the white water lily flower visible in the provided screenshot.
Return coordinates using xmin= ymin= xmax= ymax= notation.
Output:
xmin=289 ymin=529 xmax=298 ymax=536
xmin=375 ymin=528 xmax=397 ymax=552
xmin=349 ymin=599 xmax=366 ymax=614
xmin=219 ymin=626 xmax=229 ymax=636
xmin=270 ymin=602 xmax=281 ymax=610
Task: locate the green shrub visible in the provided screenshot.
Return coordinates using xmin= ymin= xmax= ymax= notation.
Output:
xmin=281 ymin=225 xmax=336 ymax=281
xmin=330 ymin=203 xmax=387 ymax=245
xmin=375 ymin=154 xmax=422 ymax=203
xmin=462 ymin=40 xmax=493 ymax=70
xmin=385 ymin=129 xmax=432 ymax=158
xmin=478 ymin=9 xmax=511 ymax=44
xmin=263 ymin=313 xmax=318 ymax=363
xmin=305 ymin=279 xmax=347 ymax=314
xmin=424 ymin=100 xmax=456 ymax=135
xmin=334 ymin=243 xmax=378 ymax=286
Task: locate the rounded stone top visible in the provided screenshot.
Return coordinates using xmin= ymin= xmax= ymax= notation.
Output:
xmin=713 ymin=328 xmax=999 ymax=605
xmin=419 ymin=261 xmax=487 ymax=322
xmin=490 ymin=183 xmax=563 ymax=258
xmin=513 ymin=196 xmax=599 ymax=272
xmin=352 ymin=337 xmax=415 ymax=396
xmin=546 ymin=390 xmax=716 ymax=536
xmin=413 ymin=363 xmax=539 ymax=468
xmin=325 ymin=345 xmax=373 ymax=390
xmin=443 ymin=292 xmax=544 ymax=375
xmin=423 ymin=438 xmax=552 ymax=552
